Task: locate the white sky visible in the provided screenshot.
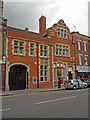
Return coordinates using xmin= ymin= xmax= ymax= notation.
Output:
xmin=3 ymin=0 xmax=89 ymax=36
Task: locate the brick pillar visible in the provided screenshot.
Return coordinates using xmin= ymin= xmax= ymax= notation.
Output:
xmin=39 ymin=16 xmax=46 ymax=36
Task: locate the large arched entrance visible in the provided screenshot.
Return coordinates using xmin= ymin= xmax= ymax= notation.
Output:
xmin=9 ymin=65 xmax=27 ymax=90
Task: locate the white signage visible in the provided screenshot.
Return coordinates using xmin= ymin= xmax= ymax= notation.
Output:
xmin=77 ymin=66 xmax=90 ymax=72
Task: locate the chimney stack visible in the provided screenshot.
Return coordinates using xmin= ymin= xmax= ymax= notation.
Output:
xmin=39 ymin=16 xmax=46 ymax=35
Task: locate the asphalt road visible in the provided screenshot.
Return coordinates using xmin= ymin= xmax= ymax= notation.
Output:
xmin=1 ymin=88 xmax=89 ymax=118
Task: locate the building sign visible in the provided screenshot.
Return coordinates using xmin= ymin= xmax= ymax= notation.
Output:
xmin=77 ymin=66 xmax=90 ymax=72
xmin=57 ymin=64 xmax=63 ymax=68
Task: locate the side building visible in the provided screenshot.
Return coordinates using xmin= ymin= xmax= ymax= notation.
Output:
xmin=71 ymin=31 xmax=90 ymax=79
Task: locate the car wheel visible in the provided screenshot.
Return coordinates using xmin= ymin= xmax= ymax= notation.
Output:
xmin=84 ymin=85 xmax=87 ymax=89
xmin=73 ymin=86 xmax=77 ymax=90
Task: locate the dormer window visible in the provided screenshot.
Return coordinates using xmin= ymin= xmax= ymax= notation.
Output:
xmin=57 ymin=28 xmax=67 ymax=39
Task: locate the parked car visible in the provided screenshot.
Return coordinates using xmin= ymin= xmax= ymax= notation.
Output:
xmin=80 ymin=78 xmax=90 ymax=87
xmin=65 ymin=79 xmax=87 ymax=90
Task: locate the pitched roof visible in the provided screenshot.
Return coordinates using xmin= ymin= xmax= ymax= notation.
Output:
xmin=7 ymin=26 xmax=43 ymax=38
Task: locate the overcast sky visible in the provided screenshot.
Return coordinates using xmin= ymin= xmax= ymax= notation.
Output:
xmin=3 ymin=0 xmax=89 ymax=36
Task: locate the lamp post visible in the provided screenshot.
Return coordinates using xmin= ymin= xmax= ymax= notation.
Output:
xmin=37 ymin=43 xmax=39 ymax=88
xmin=72 ymin=37 xmax=77 ymax=79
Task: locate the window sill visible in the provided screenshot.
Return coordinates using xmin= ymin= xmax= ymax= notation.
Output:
xmin=40 ymin=81 xmax=49 ymax=83
xmin=13 ymin=53 xmax=25 ymax=56
xmin=29 ymin=55 xmax=36 ymax=58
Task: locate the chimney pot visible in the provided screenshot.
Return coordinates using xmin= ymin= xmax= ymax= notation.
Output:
xmin=25 ymin=27 xmax=28 ymax=31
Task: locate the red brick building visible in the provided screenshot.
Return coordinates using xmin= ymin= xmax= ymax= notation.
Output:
xmin=1 ymin=16 xmax=76 ymax=91
xmin=71 ymin=32 xmax=90 ymax=79
xmin=3 ymin=15 xmax=89 ymax=91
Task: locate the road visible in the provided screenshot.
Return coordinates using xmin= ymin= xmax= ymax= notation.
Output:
xmin=1 ymin=88 xmax=89 ymax=118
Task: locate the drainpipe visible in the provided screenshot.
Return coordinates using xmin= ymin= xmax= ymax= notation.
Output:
xmin=37 ymin=43 xmax=39 ymax=88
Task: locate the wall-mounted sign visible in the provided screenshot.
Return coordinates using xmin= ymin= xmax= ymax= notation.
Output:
xmin=77 ymin=66 xmax=90 ymax=72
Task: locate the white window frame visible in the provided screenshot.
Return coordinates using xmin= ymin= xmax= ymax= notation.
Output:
xmin=85 ymin=56 xmax=88 ymax=65
xmin=79 ymin=55 xmax=82 ymax=65
xmin=40 ymin=65 xmax=48 ymax=82
xmin=78 ymin=41 xmax=81 ymax=50
xmin=55 ymin=44 xmax=70 ymax=57
xmin=29 ymin=42 xmax=36 ymax=57
xmin=57 ymin=28 xmax=67 ymax=39
xmin=40 ymin=45 xmax=48 ymax=58
xmin=13 ymin=40 xmax=25 ymax=56
xmin=84 ymin=42 xmax=87 ymax=51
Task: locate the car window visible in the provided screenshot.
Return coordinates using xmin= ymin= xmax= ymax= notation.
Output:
xmin=65 ymin=81 xmax=71 ymax=83
xmin=73 ymin=80 xmax=78 ymax=83
xmin=78 ymin=79 xmax=82 ymax=82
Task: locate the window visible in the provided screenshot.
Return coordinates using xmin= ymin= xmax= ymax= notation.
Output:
xmin=64 ymin=30 xmax=67 ymax=39
xmin=78 ymin=41 xmax=81 ymax=50
xmin=29 ymin=43 xmax=35 ymax=56
xmin=66 ymin=46 xmax=69 ymax=56
xmin=55 ymin=44 xmax=69 ymax=57
xmin=40 ymin=45 xmax=48 ymax=57
xmin=14 ymin=40 xmax=24 ymax=55
xmin=84 ymin=42 xmax=87 ymax=51
xmin=61 ymin=29 xmax=63 ymax=38
xmin=57 ymin=29 xmax=60 ymax=37
xmin=40 ymin=65 xmax=48 ymax=82
xmin=79 ymin=55 xmax=82 ymax=65
xmin=63 ymin=46 xmax=65 ymax=56
xmin=57 ymin=29 xmax=67 ymax=39
xmin=85 ymin=56 xmax=88 ymax=65
xmin=59 ymin=45 xmax=62 ymax=56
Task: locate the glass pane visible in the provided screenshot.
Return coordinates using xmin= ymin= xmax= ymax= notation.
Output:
xmin=30 ymin=49 xmax=34 ymax=55
xmin=30 ymin=43 xmax=34 ymax=48
xmin=40 ymin=77 xmax=43 ymax=81
xmin=44 ymin=46 xmax=47 ymax=50
xmin=19 ymin=47 xmax=23 ymax=54
xmin=40 ymin=65 xmax=43 ymax=69
xmin=66 ymin=50 xmax=68 ymax=56
xmin=44 ymin=66 xmax=47 ymax=69
xmin=59 ymin=49 xmax=62 ymax=55
xmin=40 ymin=50 xmax=43 ymax=56
xmin=56 ymin=49 xmax=58 ymax=55
xmin=45 ymin=71 xmax=47 ymax=76
xmin=14 ymin=47 xmax=18 ymax=53
xmin=44 ymin=51 xmax=47 ymax=56
xmin=61 ymin=29 xmax=63 ymax=38
xmin=14 ymin=41 xmax=18 ymax=46
xmin=19 ymin=42 xmax=23 ymax=46
xmin=56 ymin=45 xmax=58 ymax=48
xmin=40 ymin=45 xmax=43 ymax=50
xmin=40 ymin=70 xmax=43 ymax=76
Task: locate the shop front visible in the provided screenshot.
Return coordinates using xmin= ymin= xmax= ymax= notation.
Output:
xmin=76 ymin=65 xmax=90 ymax=79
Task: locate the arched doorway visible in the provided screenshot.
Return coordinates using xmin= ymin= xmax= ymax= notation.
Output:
xmin=9 ymin=65 xmax=27 ymax=90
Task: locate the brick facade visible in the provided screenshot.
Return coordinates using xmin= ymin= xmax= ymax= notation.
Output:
xmin=1 ymin=16 xmax=89 ymax=91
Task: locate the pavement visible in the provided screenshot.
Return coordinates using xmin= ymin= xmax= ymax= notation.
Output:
xmin=0 ymin=86 xmax=65 ymax=96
